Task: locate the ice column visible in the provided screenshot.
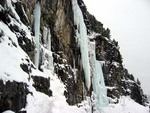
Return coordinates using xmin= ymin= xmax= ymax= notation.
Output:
xmin=33 ymin=1 xmax=41 ymax=68
xmin=89 ymin=39 xmax=108 ymax=110
xmin=42 ymin=27 xmax=53 ymax=71
xmin=47 ymin=28 xmax=53 ymax=71
xmin=43 ymin=27 xmax=51 ymax=51
xmin=72 ymin=0 xmax=91 ymax=89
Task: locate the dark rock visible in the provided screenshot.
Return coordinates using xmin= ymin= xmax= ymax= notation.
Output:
xmin=0 ymin=10 xmax=11 ymax=24
xmin=0 ymin=2 xmax=35 ymax=59
xmin=0 ymin=0 xmax=5 ymax=7
xmin=15 ymin=1 xmax=29 ymax=26
xmin=0 ymin=80 xmax=29 ymax=113
xmin=45 ymin=0 xmax=85 ymax=105
xmin=13 ymin=27 xmax=35 ymax=60
xmin=130 ymin=83 xmax=144 ymax=104
xmin=31 ymin=76 xmax=52 ymax=96
xmin=20 ymin=63 xmax=30 ymax=74
xmin=54 ymin=62 xmax=84 ymax=105
xmin=0 ymin=30 xmax=4 ymax=37
xmin=95 ymin=33 xmax=146 ymax=105
xmin=8 ymin=37 xmax=17 ymax=48
xmin=0 ymin=30 xmax=4 ymax=43
xmin=19 ymin=111 xmax=27 ymax=113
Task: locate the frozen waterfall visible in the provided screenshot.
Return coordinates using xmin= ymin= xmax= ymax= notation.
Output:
xmin=43 ymin=27 xmax=51 ymax=51
xmin=33 ymin=2 xmax=41 ymax=68
xmin=72 ymin=0 xmax=108 ymax=109
xmin=93 ymin=61 xmax=108 ymax=109
xmin=72 ymin=0 xmax=91 ymax=90
xmin=89 ymin=36 xmax=108 ymax=110
xmin=42 ymin=27 xmax=53 ymax=71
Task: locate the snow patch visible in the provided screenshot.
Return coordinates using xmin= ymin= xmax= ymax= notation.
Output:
xmin=0 ymin=21 xmax=29 ymax=83
xmin=26 ymin=69 xmax=87 ymax=113
xmin=2 ymin=110 xmax=15 ymax=113
xmin=102 ymin=96 xmax=149 ymax=113
xmin=5 ymin=0 xmax=21 ymax=22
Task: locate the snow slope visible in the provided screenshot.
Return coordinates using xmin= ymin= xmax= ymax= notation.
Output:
xmin=102 ymin=96 xmax=149 ymax=113
xmin=0 ymin=21 xmax=29 ymax=83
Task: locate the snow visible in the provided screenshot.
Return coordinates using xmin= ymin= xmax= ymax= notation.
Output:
xmin=40 ymin=46 xmax=54 ymax=71
xmin=2 ymin=0 xmax=33 ymax=42
xmin=0 ymin=21 xmax=29 ymax=83
xmin=111 ymin=61 xmax=120 ymax=67
xmin=0 ymin=0 xmax=37 ymax=83
xmin=2 ymin=110 xmax=15 ymax=113
xmin=5 ymin=0 xmax=21 ymax=22
xmin=0 ymin=4 xmax=4 ymax=11
xmin=72 ymin=0 xmax=91 ymax=89
xmin=26 ymin=69 xmax=87 ymax=113
xmin=102 ymin=96 xmax=149 ymax=113
xmin=21 ymin=3 xmax=29 ymax=23
xmin=121 ymin=79 xmax=135 ymax=84
xmin=33 ymin=1 xmax=41 ymax=68
xmin=106 ymin=86 xmax=116 ymax=90
xmin=26 ymin=82 xmax=149 ymax=113
xmin=12 ymin=0 xmax=17 ymax=3
xmin=26 ymin=93 xmax=86 ymax=113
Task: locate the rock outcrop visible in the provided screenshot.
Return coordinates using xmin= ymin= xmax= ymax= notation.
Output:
xmin=0 ymin=80 xmax=28 ymax=113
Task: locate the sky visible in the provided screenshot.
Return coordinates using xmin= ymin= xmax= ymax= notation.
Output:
xmin=83 ymin=0 xmax=150 ymax=95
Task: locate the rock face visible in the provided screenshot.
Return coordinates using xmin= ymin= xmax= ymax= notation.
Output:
xmin=31 ymin=76 xmax=52 ymax=96
xmin=0 ymin=80 xmax=29 ymax=113
xmin=0 ymin=0 xmax=148 ymax=112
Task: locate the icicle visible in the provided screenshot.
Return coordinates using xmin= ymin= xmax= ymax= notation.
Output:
xmin=33 ymin=1 xmax=41 ymax=68
xmin=43 ymin=27 xmax=51 ymax=51
xmin=73 ymin=58 xmax=77 ymax=83
xmin=47 ymin=28 xmax=51 ymax=51
xmin=72 ymin=0 xmax=108 ymax=109
xmin=72 ymin=0 xmax=91 ymax=90
xmin=41 ymin=26 xmax=53 ymax=72
xmin=47 ymin=28 xmax=53 ymax=71
xmin=43 ymin=26 xmax=48 ymax=46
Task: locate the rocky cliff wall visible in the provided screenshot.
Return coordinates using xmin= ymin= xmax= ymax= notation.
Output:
xmin=0 ymin=0 xmax=148 ymax=112
xmin=86 ymin=11 xmax=147 ymax=105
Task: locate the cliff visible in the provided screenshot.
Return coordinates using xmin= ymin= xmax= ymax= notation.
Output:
xmin=0 ymin=0 xmax=148 ymax=113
